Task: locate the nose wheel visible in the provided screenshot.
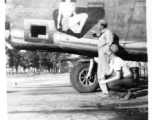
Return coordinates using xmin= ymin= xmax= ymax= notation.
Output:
xmin=70 ymin=62 xmax=98 ymax=93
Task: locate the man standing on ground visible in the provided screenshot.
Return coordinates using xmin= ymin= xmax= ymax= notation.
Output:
xmin=90 ymin=19 xmax=114 ymax=95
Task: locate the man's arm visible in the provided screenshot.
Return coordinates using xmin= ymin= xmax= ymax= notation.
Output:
xmin=100 ymin=71 xmax=121 ymax=84
xmin=106 ymin=30 xmax=113 ymax=46
xmin=91 ymin=31 xmax=101 ymax=37
xmin=86 ymin=58 xmax=94 ymax=79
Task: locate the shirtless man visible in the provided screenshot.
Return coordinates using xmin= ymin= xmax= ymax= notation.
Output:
xmin=57 ymin=0 xmax=88 ymax=33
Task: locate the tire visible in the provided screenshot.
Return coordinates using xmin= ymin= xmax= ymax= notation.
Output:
xmin=70 ymin=62 xmax=98 ymax=93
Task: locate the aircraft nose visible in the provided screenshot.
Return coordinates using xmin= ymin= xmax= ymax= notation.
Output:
xmin=5 ymin=22 xmax=11 ymax=30
xmin=5 ymin=29 xmax=10 ymax=40
xmin=5 ymin=22 xmax=14 ymax=50
xmin=5 ymin=22 xmax=11 ymax=40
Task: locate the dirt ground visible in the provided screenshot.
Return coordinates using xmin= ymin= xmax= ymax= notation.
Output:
xmin=7 ymin=73 xmax=148 ymax=120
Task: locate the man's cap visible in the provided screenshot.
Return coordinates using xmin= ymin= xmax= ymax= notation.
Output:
xmin=98 ymin=19 xmax=107 ymax=25
xmin=110 ymin=44 xmax=119 ymax=53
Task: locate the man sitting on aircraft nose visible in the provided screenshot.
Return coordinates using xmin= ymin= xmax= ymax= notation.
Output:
xmin=90 ymin=19 xmax=114 ymax=95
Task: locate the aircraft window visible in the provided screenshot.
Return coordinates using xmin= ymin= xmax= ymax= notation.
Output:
xmin=30 ymin=25 xmax=46 ymax=38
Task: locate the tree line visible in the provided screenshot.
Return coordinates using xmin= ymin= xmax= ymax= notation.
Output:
xmin=5 ymin=47 xmax=71 ymax=74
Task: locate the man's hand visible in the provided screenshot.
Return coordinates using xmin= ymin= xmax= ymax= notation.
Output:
xmin=99 ymin=80 xmax=107 ymax=85
xmin=90 ymin=31 xmax=101 ymax=37
xmin=86 ymin=73 xmax=92 ymax=80
xmin=90 ymin=30 xmax=96 ymax=35
xmin=57 ymin=25 xmax=61 ymax=29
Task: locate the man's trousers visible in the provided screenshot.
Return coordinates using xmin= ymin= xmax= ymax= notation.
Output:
xmin=97 ymin=45 xmax=110 ymax=94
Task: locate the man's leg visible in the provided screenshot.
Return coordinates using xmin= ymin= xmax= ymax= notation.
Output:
xmin=98 ymin=77 xmax=108 ymax=94
xmin=107 ymin=76 xmax=133 ymax=98
xmin=98 ymin=46 xmax=109 ymax=94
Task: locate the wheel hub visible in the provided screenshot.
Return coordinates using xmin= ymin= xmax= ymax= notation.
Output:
xmin=79 ymin=68 xmax=96 ymax=86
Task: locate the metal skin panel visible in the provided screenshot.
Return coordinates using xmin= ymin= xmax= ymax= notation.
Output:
xmin=24 ymin=19 xmax=54 ymax=44
xmin=127 ymin=2 xmax=146 ymax=40
xmin=6 ymin=0 xmax=146 ymax=40
xmin=5 ymin=0 xmax=147 ymax=61
xmin=104 ymin=0 xmax=136 ymax=40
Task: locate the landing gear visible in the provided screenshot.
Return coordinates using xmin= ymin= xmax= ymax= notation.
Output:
xmin=70 ymin=62 xmax=98 ymax=93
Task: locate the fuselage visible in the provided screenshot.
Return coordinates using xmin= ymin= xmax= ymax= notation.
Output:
xmin=5 ymin=0 xmax=147 ymax=61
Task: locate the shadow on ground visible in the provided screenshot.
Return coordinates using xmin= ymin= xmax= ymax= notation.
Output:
xmin=8 ymin=104 xmax=148 ymax=120
xmin=7 ymin=91 xmax=19 ymax=93
xmin=130 ymin=84 xmax=148 ymax=98
xmin=95 ymin=84 xmax=148 ymax=100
